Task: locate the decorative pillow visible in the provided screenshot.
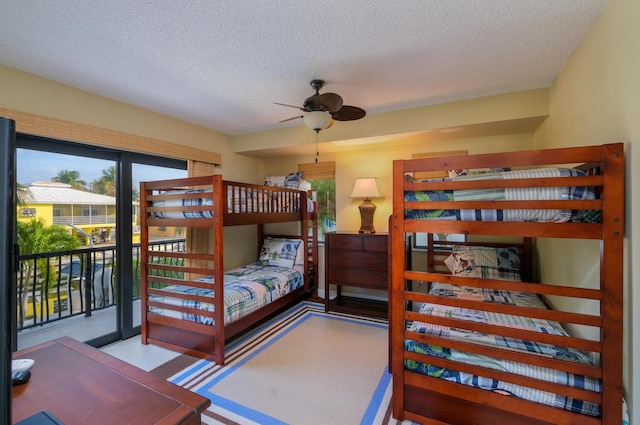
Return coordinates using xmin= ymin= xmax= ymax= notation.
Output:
xmin=282 ymin=172 xmax=302 ymax=189
xmin=444 ymin=245 xmax=521 ymax=281
xmin=293 ymin=238 xmax=306 ymax=266
xmin=264 ymin=172 xmax=302 ymax=190
xmin=259 ymin=237 xmax=302 ymax=268
xmin=264 ymin=174 xmax=286 ymax=187
xmin=264 ymin=174 xmax=287 ymax=187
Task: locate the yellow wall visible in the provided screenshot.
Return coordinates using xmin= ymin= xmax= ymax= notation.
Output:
xmin=263 ymin=133 xmax=534 ymax=234
xmin=535 ymin=0 xmax=639 ymax=416
xmin=17 ymin=204 xmax=52 ymax=225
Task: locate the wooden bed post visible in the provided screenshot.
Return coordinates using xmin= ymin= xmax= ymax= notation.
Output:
xmin=599 ymin=143 xmax=624 ymax=425
xmin=212 ymin=176 xmax=226 ymax=364
xmin=390 ymin=159 xmax=406 ymax=421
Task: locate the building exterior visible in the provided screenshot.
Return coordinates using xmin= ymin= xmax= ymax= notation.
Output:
xmin=19 ymin=182 xmax=119 ymax=245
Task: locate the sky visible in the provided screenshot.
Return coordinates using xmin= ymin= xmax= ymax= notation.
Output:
xmin=17 ymin=149 xmax=186 ymax=189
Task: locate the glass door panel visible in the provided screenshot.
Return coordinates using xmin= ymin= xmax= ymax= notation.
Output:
xmin=16 ymin=148 xmax=118 ymax=349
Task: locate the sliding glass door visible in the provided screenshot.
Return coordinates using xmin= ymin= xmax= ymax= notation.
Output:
xmin=16 ymin=134 xmax=186 ymax=348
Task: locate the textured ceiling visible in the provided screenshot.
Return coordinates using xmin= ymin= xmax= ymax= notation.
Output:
xmin=0 ymin=1 xmax=608 ymax=136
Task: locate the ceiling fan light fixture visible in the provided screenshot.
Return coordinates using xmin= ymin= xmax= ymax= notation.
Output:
xmin=303 ymin=111 xmax=332 ymax=131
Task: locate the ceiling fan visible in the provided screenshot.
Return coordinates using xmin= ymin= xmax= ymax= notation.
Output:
xmin=275 ymin=79 xmax=366 ymax=131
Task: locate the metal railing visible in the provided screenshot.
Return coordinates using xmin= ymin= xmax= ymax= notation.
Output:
xmin=51 ymin=215 xmax=116 ymax=226
xmin=16 ymin=238 xmax=185 ymax=331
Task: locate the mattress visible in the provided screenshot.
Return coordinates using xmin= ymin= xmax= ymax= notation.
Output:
xmin=149 ymin=262 xmax=303 ymax=325
xmin=404 ymin=168 xmax=598 ymax=223
xmin=404 ymin=282 xmax=601 ymax=416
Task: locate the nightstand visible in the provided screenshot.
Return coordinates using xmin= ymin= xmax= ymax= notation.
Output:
xmin=324 ymin=232 xmax=389 ymax=318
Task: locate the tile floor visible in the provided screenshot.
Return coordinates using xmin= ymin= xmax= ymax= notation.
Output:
xmin=100 ymin=336 xmax=182 ymax=371
xmin=18 ymin=302 xmax=183 ymax=372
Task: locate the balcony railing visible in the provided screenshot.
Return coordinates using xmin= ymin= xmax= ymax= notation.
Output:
xmin=52 ymin=215 xmax=116 ymax=226
xmin=16 ymin=238 xmax=185 ymax=331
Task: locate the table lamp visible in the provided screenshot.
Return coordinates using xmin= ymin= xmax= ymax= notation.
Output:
xmin=350 ymin=177 xmax=383 ymax=234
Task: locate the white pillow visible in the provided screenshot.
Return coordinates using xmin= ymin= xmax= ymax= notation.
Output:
xmin=298 ymin=179 xmax=312 ymax=191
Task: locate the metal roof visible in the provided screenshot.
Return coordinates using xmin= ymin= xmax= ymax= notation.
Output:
xmin=23 ymin=182 xmax=116 ymax=206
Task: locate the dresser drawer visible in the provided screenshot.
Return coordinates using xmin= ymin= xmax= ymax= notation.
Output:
xmin=363 ymin=236 xmax=388 ymax=252
xmin=327 ymin=233 xmax=363 ymax=250
xmin=328 ymin=251 xmax=388 ymax=269
xmin=328 ymin=267 xmax=388 ymax=289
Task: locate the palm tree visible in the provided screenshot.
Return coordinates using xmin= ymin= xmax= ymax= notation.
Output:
xmin=92 ymin=166 xmax=116 ymax=196
xmin=16 ymin=218 xmax=80 ymax=327
xmin=16 ymin=182 xmax=28 ymax=207
xmin=51 ymin=169 xmax=87 ymax=190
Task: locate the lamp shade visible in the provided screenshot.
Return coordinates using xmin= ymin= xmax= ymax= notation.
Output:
xmin=303 ymin=111 xmax=332 ymax=131
xmin=350 ymin=177 xmax=383 ymax=199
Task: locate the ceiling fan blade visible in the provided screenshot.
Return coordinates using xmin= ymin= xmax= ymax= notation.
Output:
xmin=279 ymin=115 xmax=303 ymax=123
xmin=313 ymin=93 xmax=343 ymax=113
xmin=274 ymin=102 xmax=304 ymax=111
xmin=332 ymin=105 xmax=366 ymax=121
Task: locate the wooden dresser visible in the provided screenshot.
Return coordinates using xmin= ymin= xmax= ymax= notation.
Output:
xmin=324 ymin=232 xmax=389 ymax=318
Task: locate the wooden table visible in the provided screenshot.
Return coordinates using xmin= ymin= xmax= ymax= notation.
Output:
xmin=12 ymin=337 xmax=210 ymax=424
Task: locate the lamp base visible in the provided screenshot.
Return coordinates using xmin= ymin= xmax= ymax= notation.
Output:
xmin=358 ymin=199 xmax=376 ymax=234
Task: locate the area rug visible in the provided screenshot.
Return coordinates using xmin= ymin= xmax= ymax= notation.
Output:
xmin=151 ymin=301 xmax=411 ymax=425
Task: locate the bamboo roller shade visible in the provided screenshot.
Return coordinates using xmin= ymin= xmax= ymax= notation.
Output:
xmin=297 ymin=161 xmax=335 ymax=180
xmin=0 ymin=107 xmax=221 ymax=165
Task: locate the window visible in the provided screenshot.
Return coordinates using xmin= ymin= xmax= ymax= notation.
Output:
xmin=298 ymin=161 xmax=335 ymax=242
xmin=20 ymin=208 xmax=36 ymax=217
xmin=82 ymin=208 xmax=99 ymax=216
xmin=310 ymin=179 xmax=336 ymax=242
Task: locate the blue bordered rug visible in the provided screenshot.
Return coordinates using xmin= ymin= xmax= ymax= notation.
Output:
xmin=159 ymin=301 xmax=410 ymax=425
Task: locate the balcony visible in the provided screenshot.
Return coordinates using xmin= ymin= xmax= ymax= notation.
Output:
xmin=52 ymin=215 xmax=116 ymax=226
xmin=16 ymin=238 xmax=184 ymax=350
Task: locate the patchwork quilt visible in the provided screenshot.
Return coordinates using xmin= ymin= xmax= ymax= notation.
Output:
xmin=150 ymin=262 xmax=303 ymax=325
xmin=405 ymin=282 xmax=601 ymax=416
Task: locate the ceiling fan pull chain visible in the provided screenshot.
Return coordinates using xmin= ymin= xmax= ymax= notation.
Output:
xmin=315 ymin=129 xmax=320 ymax=163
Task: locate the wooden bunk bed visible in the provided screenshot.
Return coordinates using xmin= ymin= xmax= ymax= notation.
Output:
xmin=390 ymin=143 xmax=624 ymax=425
xmin=140 ymin=175 xmax=318 ymax=364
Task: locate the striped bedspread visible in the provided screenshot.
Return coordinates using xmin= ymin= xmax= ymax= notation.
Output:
xmin=150 ymin=262 xmax=303 ymax=325
xmin=405 ymin=282 xmax=601 ymax=416
xmin=405 ymin=168 xmax=598 ymax=222
xmin=150 ymin=188 xmax=314 ymax=219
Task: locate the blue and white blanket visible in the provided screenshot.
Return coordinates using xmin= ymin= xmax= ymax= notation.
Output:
xmin=150 ymin=262 xmax=303 ymax=325
xmin=150 ymin=188 xmax=314 ymax=219
xmin=405 ymin=168 xmax=598 ymax=222
xmin=405 ymin=282 xmax=601 ymax=416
